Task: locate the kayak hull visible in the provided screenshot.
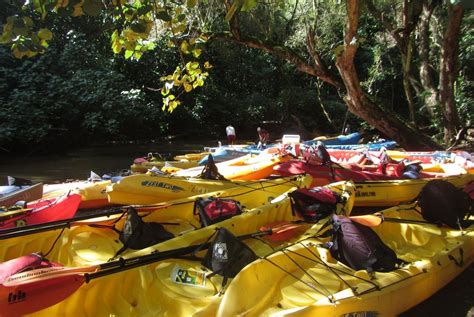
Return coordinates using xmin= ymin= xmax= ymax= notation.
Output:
xmin=217 ymin=206 xmax=474 ymax=316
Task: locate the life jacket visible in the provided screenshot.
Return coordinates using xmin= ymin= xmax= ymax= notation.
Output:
xmin=194 ymin=197 xmax=243 ymax=227
xmin=289 ymin=187 xmax=342 ymax=222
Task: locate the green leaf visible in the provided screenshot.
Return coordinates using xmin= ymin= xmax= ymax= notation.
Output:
xmin=192 ymin=48 xmax=201 ymax=58
xmin=124 ymin=49 xmax=134 ymax=59
xmin=133 ymin=50 xmax=142 ymax=59
xmin=112 ymin=38 xmax=122 ymax=54
xmin=186 ymin=0 xmax=197 ymax=8
xmin=23 ymin=17 xmax=33 ymax=27
xmin=180 ymin=40 xmax=189 ymax=54
xmin=38 ymin=28 xmax=53 ymax=40
xmin=241 ymin=0 xmax=257 ymax=11
xmin=172 ymin=23 xmax=187 ymax=34
xmin=184 ymin=83 xmax=193 ymax=92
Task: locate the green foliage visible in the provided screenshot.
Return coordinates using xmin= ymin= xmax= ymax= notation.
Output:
xmin=0 ymin=30 xmax=170 ymax=152
xmin=0 ymin=0 xmax=472 ymax=153
xmin=456 ymin=13 xmax=474 ymax=125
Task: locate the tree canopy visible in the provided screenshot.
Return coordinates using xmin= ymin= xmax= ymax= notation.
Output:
xmin=1 ymin=0 xmax=472 ymax=153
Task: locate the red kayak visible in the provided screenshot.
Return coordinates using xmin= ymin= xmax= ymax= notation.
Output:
xmin=326 ymin=149 xmax=463 ymax=165
xmin=0 ymin=194 xmax=81 ymax=230
xmin=274 ymin=160 xmax=442 ymax=187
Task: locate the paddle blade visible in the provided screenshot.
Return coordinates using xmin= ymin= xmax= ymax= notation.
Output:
xmin=260 ymin=221 xmax=307 ymax=242
xmin=349 ymin=214 xmax=383 ymax=227
xmin=2 ymin=265 xmax=99 ymax=287
xmin=0 ymin=274 xmax=85 ymax=316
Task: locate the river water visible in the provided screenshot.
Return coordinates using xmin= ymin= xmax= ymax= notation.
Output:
xmin=0 ymin=141 xmax=472 ymax=316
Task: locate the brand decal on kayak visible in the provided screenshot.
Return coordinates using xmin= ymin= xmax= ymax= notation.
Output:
xmin=7 ymin=290 xmax=26 ymax=304
xmin=171 ymin=265 xmax=206 ymax=288
xmin=355 ymin=191 xmax=376 ymax=198
xmin=141 ymin=181 xmax=184 ymax=192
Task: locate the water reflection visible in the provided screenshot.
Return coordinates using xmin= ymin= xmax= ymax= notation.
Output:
xmin=0 ymin=141 xmax=215 ymax=184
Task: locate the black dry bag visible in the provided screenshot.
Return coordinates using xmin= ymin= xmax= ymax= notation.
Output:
xmin=327 ymin=215 xmax=400 ymax=273
xmin=418 ymin=179 xmax=472 ymax=229
xmin=194 ymin=197 xmax=243 ymax=227
xmin=289 ymin=187 xmax=342 ymax=222
xmin=117 ymin=208 xmax=174 ymax=255
xmin=202 ymin=228 xmax=258 ymax=286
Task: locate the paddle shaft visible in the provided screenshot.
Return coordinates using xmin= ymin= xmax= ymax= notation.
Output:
xmin=0 ymin=205 xmax=175 ymax=240
xmin=85 ymin=229 xmax=273 ymax=281
xmin=383 ymin=217 xmax=473 ymax=226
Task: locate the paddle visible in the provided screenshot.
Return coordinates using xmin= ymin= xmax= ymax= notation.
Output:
xmin=0 ymin=202 xmax=173 ymax=240
xmin=2 ymin=222 xmax=303 ymax=286
xmin=0 ymin=223 xmax=306 ymax=315
xmin=0 ymin=175 xmax=304 ymax=239
xmin=350 ymin=214 xmax=441 ymax=227
xmin=352 ymin=213 xmax=474 ymax=228
xmin=260 ymin=221 xmax=309 ymax=242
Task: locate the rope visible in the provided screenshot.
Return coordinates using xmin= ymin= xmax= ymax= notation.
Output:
xmin=43 ymin=227 xmax=66 ymax=257
xmin=263 ymin=257 xmax=335 ymax=303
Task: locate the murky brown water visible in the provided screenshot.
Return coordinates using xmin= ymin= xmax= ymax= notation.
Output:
xmin=0 ymin=140 xmax=215 ymax=183
xmin=0 ymin=141 xmax=472 ymax=315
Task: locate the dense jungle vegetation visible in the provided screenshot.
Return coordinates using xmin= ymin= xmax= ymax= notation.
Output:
xmin=0 ymin=0 xmax=472 ymax=154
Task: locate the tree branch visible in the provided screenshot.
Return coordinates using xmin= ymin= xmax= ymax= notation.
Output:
xmin=211 ymin=33 xmax=344 ymax=89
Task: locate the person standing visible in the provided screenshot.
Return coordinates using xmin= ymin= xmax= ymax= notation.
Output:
xmin=257 ymin=127 xmax=269 ymax=149
xmin=226 ymin=125 xmax=236 ymax=146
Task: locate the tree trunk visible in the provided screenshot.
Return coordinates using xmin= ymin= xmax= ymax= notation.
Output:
xmin=439 ymin=3 xmax=463 ymax=143
xmin=336 ymin=0 xmax=441 ymax=151
xmin=402 ymin=36 xmax=416 ymax=122
xmin=418 ymin=1 xmax=439 ymax=117
xmin=365 ymin=0 xmax=422 ymax=123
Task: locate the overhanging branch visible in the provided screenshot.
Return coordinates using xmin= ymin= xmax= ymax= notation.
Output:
xmin=211 ymin=33 xmax=344 ymax=89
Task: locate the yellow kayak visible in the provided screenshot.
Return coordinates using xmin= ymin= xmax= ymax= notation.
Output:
xmin=174 ymin=152 xmax=210 ymax=161
xmin=217 ymin=205 xmax=473 ymax=316
xmin=2 ymin=179 xmax=356 ymax=317
xmin=106 ymin=173 xmax=303 ymax=205
xmin=174 ymin=151 xmax=291 ymax=180
xmin=0 ymin=174 xmax=312 ymax=261
xmin=354 ymin=173 xmax=474 ymax=207
xmin=131 ymin=160 xmax=199 ymax=173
